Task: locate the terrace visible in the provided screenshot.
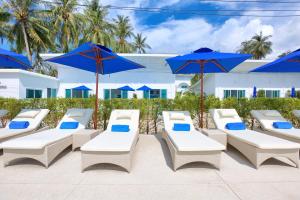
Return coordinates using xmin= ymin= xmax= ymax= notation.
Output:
xmin=1 ymin=134 xmax=300 ymax=200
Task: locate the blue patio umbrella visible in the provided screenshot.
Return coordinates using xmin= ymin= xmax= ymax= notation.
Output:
xmin=291 ymin=87 xmax=296 ymax=98
xmin=166 ymin=48 xmax=251 ymax=128
xmin=251 ymin=49 xmax=300 ymax=72
xmin=137 ymin=85 xmax=152 ymax=134
xmin=253 ymin=86 xmax=257 ymax=98
xmin=118 ymin=85 xmax=135 ymax=91
xmin=72 ymin=85 xmax=92 ymax=91
xmin=47 ymin=42 xmax=145 ymax=129
xmin=137 ymin=85 xmax=152 ymax=99
xmin=0 ymin=48 xmax=31 ymax=70
xmin=137 ymin=85 xmax=152 ymax=91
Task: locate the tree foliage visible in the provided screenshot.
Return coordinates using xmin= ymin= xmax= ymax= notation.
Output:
xmin=238 ymin=31 xmax=272 ymax=60
xmin=1 ymin=0 xmax=151 ymax=75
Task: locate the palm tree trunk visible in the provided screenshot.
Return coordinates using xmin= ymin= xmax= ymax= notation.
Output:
xmin=21 ymin=22 xmax=32 ymax=63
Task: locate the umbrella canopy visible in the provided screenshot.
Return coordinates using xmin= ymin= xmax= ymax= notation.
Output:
xmin=251 ymin=49 xmax=300 ymax=72
xmin=291 ymin=87 xmax=296 ymax=98
xmin=253 ymin=86 xmax=257 ymax=98
xmin=118 ymin=85 xmax=135 ymax=91
xmin=0 ymin=48 xmax=31 ymax=70
xmin=47 ymin=42 xmax=145 ymax=129
xmin=72 ymin=85 xmax=91 ymax=91
xmin=166 ymin=48 xmax=251 ymax=74
xmin=166 ymin=48 xmax=251 ymax=128
xmin=137 ymin=85 xmax=152 ymax=91
xmin=46 ymin=42 xmax=145 ymax=74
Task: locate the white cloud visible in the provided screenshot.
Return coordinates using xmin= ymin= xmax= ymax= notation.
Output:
xmin=140 ymin=16 xmax=300 ymax=59
xmin=98 ymin=0 xmax=300 ymax=59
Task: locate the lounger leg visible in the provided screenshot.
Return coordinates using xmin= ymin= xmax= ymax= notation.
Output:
xmin=289 ymin=153 xmax=299 ymax=168
xmin=3 ymin=161 xmax=9 ymax=167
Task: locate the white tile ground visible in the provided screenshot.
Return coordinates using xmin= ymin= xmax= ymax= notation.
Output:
xmin=0 ymin=134 xmax=300 ymax=200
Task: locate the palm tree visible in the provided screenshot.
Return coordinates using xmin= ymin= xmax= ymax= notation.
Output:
xmin=0 ymin=7 xmax=11 ymax=43
xmin=5 ymin=0 xmax=53 ymax=62
xmin=238 ymin=31 xmax=272 ymax=59
xmin=133 ymin=33 xmax=151 ymax=53
xmin=113 ymin=15 xmax=134 ymax=53
xmin=50 ymin=0 xmax=82 ymax=52
xmin=278 ymin=50 xmax=291 ymax=58
xmin=80 ymin=0 xmax=113 ymax=46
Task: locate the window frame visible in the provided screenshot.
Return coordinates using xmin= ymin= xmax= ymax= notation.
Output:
xmin=26 ymin=88 xmax=43 ymax=99
xmin=223 ymin=89 xmax=246 ymax=99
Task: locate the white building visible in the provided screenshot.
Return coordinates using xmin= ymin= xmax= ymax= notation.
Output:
xmin=3 ymin=54 xmax=298 ymax=101
xmin=190 ymin=60 xmax=300 ymax=99
xmin=0 ymin=69 xmax=59 ymax=99
xmin=0 ymin=54 xmax=193 ymax=99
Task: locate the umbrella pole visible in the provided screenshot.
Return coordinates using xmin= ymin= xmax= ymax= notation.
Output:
xmin=94 ymin=64 xmax=99 ymax=130
xmin=199 ymin=62 xmax=204 ymax=129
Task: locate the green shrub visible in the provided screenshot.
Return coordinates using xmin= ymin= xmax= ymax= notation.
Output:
xmin=1 ymin=97 xmax=300 ymax=132
xmin=257 ymin=90 xmax=265 ymax=97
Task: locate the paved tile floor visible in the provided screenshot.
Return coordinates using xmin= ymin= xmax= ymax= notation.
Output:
xmin=1 ymin=134 xmax=300 ymax=200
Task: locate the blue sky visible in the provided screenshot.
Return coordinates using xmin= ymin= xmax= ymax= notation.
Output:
xmin=2 ymin=0 xmax=300 ymax=58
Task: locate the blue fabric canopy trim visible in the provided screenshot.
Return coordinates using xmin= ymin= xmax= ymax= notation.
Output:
xmin=118 ymin=85 xmax=135 ymax=91
xmin=291 ymin=87 xmax=296 ymax=98
xmin=166 ymin=48 xmax=251 ymax=74
xmin=46 ymin=42 xmax=145 ymax=74
xmin=136 ymin=85 xmax=152 ymax=91
xmin=251 ymin=49 xmax=300 ymax=72
xmin=0 ymin=48 xmax=31 ymax=70
xmin=72 ymin=85 xmax=92 ymax=91
xmin=253 ymin=86 xmax=257 ymax=98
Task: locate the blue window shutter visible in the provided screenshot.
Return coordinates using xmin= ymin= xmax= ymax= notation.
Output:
xmin=224 ymin=90 xmax=230 ymax=98
xmin=35 ymin=90 xmax=42 ymax=98
xmin=143 ymin=90 xmax=149 ymax=99
xmin=122 ymin=90 xmax=128 ymax=99
xmin=104 ymin=89 xmax=110 ymax=100
xmin=26 ymin=89 xmax=34 ymax=98
xmin=52 ymin=89 xmax=57 ymax=98
xmin=65 ymin=89 xmax=71 ymax=98
xmin=83 ymin=90 xmax=88 ymax=98
xmin=47 ymin=88 xmax=51 ymax=98
xmin=161 ymin=89 xmax=167 ymax=99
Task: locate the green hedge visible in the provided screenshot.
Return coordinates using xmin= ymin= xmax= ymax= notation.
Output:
xmin=1 ymin=95 xmax=300 ymax=133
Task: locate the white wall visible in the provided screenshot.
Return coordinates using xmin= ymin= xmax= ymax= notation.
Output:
xmin=214 ymin=73 xmax=300 ymax=99
xmin=0 ymin=69 xmax=59 ymax=99
xmin=175 ymin=75 xmax=192 ymax=92
xmin=53 ymin=54 xmax=177 ymax=99
xmin=0 ymin=73 xmax=20 ymax=99
xmin=190 ymin=72 xmax=300 ymax=99
xmin=19 ymin=73 xmax=59 ymax=98
xmin=190 ymin=74 xmax=216 ymax=96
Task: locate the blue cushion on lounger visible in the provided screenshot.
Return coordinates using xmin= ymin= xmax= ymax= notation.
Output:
xmin=111 ymin=125 xmax=130 ymax=132
xmin=273 ymin=121 xmax=292 ymax=129
xmin=60 ymin=122 xmax=79 ymax=129
xmin=225 ymin=122 xmax=246 ymax=130
xmin=173 ymin=123 xmax=190 ymax=131
xmin=9 ymin=121 xmax=30 ymax=129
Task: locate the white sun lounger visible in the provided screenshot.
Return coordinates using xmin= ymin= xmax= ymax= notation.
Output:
xmin=210 ymin=109 xmax=300 ymax=168
xmin=80 ymin=110 xmax=140 ymax=172
xmin=162 ymin=111 xmax=225 ymax=171
xmin=1 ymin=108 xmax=93 ymax=168
xmin=0 ymin=109 xmax=49 ymax=145
xmin=251 ymin=110 xmax=300 ymax=144
xmin=81 ymin=109 xmax=140 ymax=172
